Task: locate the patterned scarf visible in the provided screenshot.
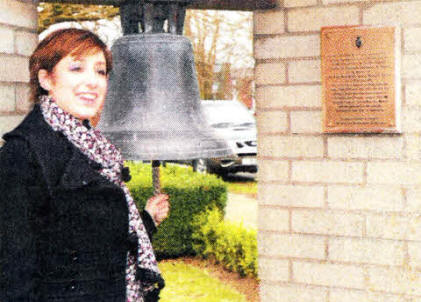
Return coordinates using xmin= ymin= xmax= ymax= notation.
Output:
xmin=39 ymin=95 xmax=162 ymax=302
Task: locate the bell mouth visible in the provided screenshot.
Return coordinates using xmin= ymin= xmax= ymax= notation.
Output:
xmin=104 ymin=130 xmax=232 ymax=161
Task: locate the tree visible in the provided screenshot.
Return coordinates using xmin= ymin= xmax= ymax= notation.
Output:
xmin=38 ymin=3 xmax=119 ymax=33
xmin=184 ymin=10 xmax=220 ymax=99
xmin=184 ymin=9 xmax=253 ymax=101
xmin=234 ymin=72 xmax=254 ymax=109
xmin=214 ymin=62 xmax=233 ymax=100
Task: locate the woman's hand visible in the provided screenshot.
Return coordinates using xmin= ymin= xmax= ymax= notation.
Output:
xmin=145 ymin=194 xmax=170 ymax=226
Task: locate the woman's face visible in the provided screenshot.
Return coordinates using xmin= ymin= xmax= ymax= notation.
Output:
xmin=40 ymin=50 xmax=108 ymax=121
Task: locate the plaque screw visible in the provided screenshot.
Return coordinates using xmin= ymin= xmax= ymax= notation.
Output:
xmin=355 ymin=36 xmax=362 ymax=48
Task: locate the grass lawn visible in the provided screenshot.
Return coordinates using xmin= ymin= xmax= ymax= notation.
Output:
xmin=159 ymin=260 xmax=248 ymax=302
xmin=226 ymin=181 xmax=257 ymax=197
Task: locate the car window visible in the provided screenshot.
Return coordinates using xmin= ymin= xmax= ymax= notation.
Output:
xmin=236 ymin=122 xmax=255 ymax=127
xmin=211 ymin=122 xmax=235 ymax=128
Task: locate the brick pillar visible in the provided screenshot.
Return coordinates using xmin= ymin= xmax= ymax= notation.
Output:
xmin=0 ymin=0 xmax=38 ymax=145
xmin=255 ymin=0 xmax=421 ymax=301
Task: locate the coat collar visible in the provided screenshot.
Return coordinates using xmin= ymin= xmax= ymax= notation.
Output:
xmin=3 ymin=105 xmax=108 ymax=190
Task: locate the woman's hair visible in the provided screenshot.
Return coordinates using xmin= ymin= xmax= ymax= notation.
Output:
xmin=29 ymin=28 xmax=112 ymax=103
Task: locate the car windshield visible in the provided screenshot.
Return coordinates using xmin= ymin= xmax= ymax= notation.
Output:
xmin=201 ymin=101 xmax=255 ymax=127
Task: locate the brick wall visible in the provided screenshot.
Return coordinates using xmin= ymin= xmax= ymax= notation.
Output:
xmin=255 ymin=0 xmax=421 ymax=301
xmin=0 ymin=0 xmax=38 ymax=145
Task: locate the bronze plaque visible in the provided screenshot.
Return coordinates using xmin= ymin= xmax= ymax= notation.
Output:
xmin=321 ymin=26 xmax=401 ymax=133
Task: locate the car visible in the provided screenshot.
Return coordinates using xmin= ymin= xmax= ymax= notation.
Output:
xmin=192 ymin=100 xmax=257 ymax=175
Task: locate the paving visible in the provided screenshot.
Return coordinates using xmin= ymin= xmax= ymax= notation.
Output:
xmin=225 ymin=193 xmax=257 ymax=229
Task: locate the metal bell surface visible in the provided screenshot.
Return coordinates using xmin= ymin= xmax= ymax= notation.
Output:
xmin=98 ymin=33 xmax=232 ymax=161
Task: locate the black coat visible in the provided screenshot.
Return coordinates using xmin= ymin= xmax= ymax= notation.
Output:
xmin=0 ymin=105 xmax=156 ymax=302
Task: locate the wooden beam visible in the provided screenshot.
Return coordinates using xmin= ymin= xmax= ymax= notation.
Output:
xmin=40 ymin=0 xmax=121 ymax=5
xmin=40 ymin=0 xmax=277 ymax=10
xmin=189 ymin=0 xmax=276 ymax=10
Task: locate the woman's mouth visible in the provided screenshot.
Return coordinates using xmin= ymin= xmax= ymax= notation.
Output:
xmin=78 ymin=92 xmax=98 ymax=103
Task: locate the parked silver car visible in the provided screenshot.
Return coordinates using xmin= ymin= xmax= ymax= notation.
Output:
xmin=192 ymin=100 xmax=257 ymax=175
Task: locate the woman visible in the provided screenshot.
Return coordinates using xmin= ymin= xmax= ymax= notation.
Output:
xmin=0 ymin=28 xmax=169 ymax=302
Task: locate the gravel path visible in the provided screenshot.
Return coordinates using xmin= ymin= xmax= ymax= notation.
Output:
xmin=225 ymin=193 xmax=257 ymax=229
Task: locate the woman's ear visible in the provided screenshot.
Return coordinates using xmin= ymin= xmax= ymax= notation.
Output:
xmin=38 ymin=69 xmax=52 ymax=91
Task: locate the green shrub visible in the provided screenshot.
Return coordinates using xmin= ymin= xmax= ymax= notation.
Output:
xmin=192 ymin=207 xmax=257 ymax=278
xmin=126 ymin=162 xmax=227 ymax=258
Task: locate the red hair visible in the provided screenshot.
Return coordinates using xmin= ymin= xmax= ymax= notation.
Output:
xmin=29 ymin=28 xmax=112 ymax=103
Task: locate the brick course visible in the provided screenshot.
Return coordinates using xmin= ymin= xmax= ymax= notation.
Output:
xmin=366 ymin=214 xmax=421 ymax=241
xmin=258 ymin=206 xmax=289 ymax=232
xmin=288 ymin=59 xmax=321 ymax=83
xmin=257 ymin=159 xmax=289 ymax=182
xmin=328 ymin=237 xmax=405 ymax=266
xmin=290 ymin=110 xmax=323 ymax=134
xmin=259 ymin=283 xmax=328 ymax=302
xmin=404 ymin=27 xmax=421 ymax=52
xmin=15 ymin=83 xmax=32 ymax=113
xmin=254 ymin=9 xmax=285 ymax=35
xmin=364 ymin=2 xmax=421 ymax=26
xmin=258 ymin=184 xmax=325 ymax=207
xmin=402 ymin=54 xmax=421 ymax=79
xmin=259 ymin=135 xmax=324 ymax=158
xmin=255 ymin=62 xmax=286 ymax=85
xmin=0 ymin=55 xmax=29 ymax=83
xmin=256 ymin=85 xmax=321 ymax=108
xmin=258 ymin=258 xmax=289 ymax=282
xmin=367 ymin=266 xmax=421 ymax=296
xmin=0 ymin=115 xmax=24 ymax=143
xmin=291 ymin=209 xmax=364 ymax=236
xmin=256 ymin=110 xmax=288 ymax=133
xmin=292 ymin=261 xmax=365 ymax=289
xmin=329 ymin=289 xmax=407 ymax=302
xmin=0 ymin=25 xmax=15 ymax=54
xmin=254 ymin=35 xmax=320 ymax=59
xmin=405 ymin=83 xmax=421 ymax=107
xmin=327 ymin=136 xmax=404 ymax=159
xmin=291 ymin=160 xmax=364 ymax=184
xmin=259 ymin=232 xmax=326 ymax=259
xmin=328 ymin=185 xmax=404 ymax=211
xmin=15 ymin=30 xmax=38 ymax=56
xmin=284 ymin=0 xmax=317 ymax=8
xmin=288 ymin=6 xmax=360 ymax=32
xmin=0 ymin=83 xmax=15 ymax=112
xmin=0 ymin=0 xmax=37 ymax=29
xmin=367 ymin=162 xmax=421 ymax=185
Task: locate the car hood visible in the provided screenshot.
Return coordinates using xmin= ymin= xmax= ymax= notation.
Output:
xmin=213 ymin=126 xmax=256 ymax=141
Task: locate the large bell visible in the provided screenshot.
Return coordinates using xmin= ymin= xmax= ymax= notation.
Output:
xmin=98 ymin=33 xmax=232 ymax=160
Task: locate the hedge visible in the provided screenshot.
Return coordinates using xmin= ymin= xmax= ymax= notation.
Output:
xmin=126 ymin=162 xmax=227 ymax=258
xmin=192 ymin=207 xmax=258 ymax=278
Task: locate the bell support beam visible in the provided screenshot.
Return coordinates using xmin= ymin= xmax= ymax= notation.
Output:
xmin=189 ymin=0 xmax=277 ymax=10
xmin=40 ymin=0 xmax=277 ymax=11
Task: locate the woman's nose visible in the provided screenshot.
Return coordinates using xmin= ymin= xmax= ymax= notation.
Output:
xmin=85 ymin=69 xmax=100 ymax=88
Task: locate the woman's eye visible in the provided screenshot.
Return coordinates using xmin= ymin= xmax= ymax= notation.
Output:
xmin=69 ymin=64 xmax=82 ymax=72
xmin=97 ymin=69 xmax=107 ymax=76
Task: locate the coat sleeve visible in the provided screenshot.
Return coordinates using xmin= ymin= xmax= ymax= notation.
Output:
xmin=0 ymin=138 xmax=46 ymax=302
xmin=141 ymin=210 xmax=157 ymax=240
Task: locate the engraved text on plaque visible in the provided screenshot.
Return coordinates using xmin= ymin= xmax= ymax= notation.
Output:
xmin=321 ymin=26 xmax=400 ymax=133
